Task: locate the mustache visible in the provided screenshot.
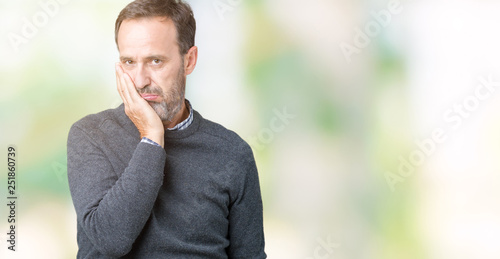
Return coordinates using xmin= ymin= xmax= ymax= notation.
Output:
xmin=137 ymin=86 xmax=163 ymax=95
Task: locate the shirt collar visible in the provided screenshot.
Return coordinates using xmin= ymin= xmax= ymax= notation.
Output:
xmin=167 ymin=99 xmax=193 ymax=131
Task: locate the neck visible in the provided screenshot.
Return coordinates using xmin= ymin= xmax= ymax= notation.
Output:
xmin=162 ymin=100 xmax=188 ymax=129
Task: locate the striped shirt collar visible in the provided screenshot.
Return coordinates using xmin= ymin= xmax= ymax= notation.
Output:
xmin=167 ymin=99 xmax=193 ymax=131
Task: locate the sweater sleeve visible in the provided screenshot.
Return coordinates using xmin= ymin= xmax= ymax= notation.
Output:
xmin=226 ymin=145 xmax=267 ymax=258
xmin=67 ymin=124 xmax=166 ymax=257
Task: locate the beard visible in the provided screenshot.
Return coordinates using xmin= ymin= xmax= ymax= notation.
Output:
xmin=137 ymin=66 xmax=186 ymax=122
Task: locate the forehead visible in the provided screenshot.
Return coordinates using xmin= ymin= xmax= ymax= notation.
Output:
xmin=117 ymin=17 xmax=179 ymax=57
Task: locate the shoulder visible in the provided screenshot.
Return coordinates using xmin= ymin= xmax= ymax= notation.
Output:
xmin=195 ymin=110 xmax=253 ymax=157
xmin=71 ymin=105 xmax=128 ymax=133
xmin=68 ymin=104 xmax=137 ymax=141
xmin=193 ymin=111 xmax=258 ymax=193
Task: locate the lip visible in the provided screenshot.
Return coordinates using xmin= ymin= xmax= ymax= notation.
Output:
xmin=140 ymin=94 xmax=159 ymax=101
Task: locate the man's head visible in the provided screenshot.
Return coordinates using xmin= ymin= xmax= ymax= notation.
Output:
xmin=115 ymin=0 xmax=196 ymax=55
xmin=115 ymin=0 xmax=197 ymax=123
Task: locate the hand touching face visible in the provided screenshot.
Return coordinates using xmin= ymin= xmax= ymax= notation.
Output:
xmin=116 ymin=62 xmax=165 ymax=147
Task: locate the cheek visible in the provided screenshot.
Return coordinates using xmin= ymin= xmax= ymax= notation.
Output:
xmin=152 ymin=69 xmax=177 ymax=89
xmin=150 ymin=69 xmax=168 ymax=84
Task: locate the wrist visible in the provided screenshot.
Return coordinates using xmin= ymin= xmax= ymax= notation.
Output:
xmin=142 ymin=132 xmax=164 ymax=148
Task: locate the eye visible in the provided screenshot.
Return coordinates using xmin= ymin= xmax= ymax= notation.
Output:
xmin=123 ymin=60 xmax=134 ymax=65
xmin=152 ymin=59 xmax=162 ymax=65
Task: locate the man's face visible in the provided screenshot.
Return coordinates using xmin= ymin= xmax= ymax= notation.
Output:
xmin=117 ymin=17 xmax=185 ymax=122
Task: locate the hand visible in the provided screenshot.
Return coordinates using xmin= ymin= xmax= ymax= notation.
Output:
xmin=116 ymin=63 xmax=165 ymax=147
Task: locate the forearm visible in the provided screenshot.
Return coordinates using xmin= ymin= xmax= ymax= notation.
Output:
xmin=68 ymin=126 xmax=166 ymax=257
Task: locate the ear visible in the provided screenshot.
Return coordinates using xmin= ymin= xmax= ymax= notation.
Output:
xmin=183 ymin=46 xmax=198 ymax=76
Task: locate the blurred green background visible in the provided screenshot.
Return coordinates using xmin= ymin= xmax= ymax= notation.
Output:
xmin=2 ymin=0 xmax=500 ymax=258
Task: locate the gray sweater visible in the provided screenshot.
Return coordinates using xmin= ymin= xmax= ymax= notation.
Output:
xmin=67 ymin=104 xmax=266 ymax=258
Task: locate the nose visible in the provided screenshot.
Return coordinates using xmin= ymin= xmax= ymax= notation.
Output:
xmin=133 ymin=64 xmax=151 ymax=89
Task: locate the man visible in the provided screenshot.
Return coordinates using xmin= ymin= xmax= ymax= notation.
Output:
xmin=67 ymin=0 xmax=266 ymax=258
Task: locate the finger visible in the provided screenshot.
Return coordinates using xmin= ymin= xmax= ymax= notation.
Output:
xmin=121 ymin=69 xmax=141 ymax=103
xmin=116 ymin=63 xmax=133 ymax=105
xmin=117 ymin=64 xmax=143 ymax=104
xmin=120 ymin=68 xmax=147 ymax=107
xmin=115 ymin=63 xmax=127 ymax=103
xmin=120 ymin=68 xmax=151 ymax=110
